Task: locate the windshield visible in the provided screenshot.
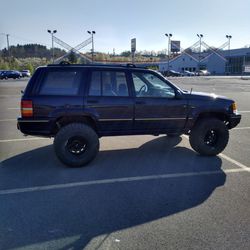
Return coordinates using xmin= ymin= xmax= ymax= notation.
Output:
xmin=154 ymin=70 xmax=184 ymax=92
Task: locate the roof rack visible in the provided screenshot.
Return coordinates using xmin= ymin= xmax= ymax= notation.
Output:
xmin=47 ymin=61 xmax=146 ymax=68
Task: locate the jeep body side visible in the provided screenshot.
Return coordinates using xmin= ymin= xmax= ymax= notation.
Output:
xmin=17 ymin=64 xmax=241 ymax=166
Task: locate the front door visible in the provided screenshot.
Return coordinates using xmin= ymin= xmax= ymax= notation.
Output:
xmin=131 ymin=71 xmax=188 ymax=134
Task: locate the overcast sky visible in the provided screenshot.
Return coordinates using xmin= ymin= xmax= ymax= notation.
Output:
xmin=0 ymin=0 xmax=249 ymax=53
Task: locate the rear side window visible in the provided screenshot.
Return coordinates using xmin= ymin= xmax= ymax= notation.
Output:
xmin=89 ymin=71 xmax=101 ymax=96
xmin=39 ymin=70 xmax=81 ymax=95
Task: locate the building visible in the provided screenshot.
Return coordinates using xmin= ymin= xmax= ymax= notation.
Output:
xmin=159 ymin=47 xmax=250 ymax=75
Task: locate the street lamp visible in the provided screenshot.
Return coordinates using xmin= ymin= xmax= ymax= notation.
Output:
xmin=0 ymin=33 xmax=11 ymax=59
xmin=226 ymin=35 xmax=232 ymax=46
xmin=226 ymin=35 xmax=232 ymax=55
xmin=47 ymin=29 xmax=57 ymax=63
xmin=226 ymin=35 xmax=232 ymax=74
xmin=197 ymin=34 xmax=203 ymax=71
xmin=87 ymin=30 xmax=96 ymax=63
xmin=165 ymin=33 xmax=172 ymax=74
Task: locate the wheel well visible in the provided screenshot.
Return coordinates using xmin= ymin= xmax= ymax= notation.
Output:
xmin=53 ymin=116 xmax=97 ymax=134
xmin=195 ymin=112 xmax=230 ymax=127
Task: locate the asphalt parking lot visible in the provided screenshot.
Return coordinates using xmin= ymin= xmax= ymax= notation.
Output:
xmin=0 ymin=77 xmax=249 ymax=250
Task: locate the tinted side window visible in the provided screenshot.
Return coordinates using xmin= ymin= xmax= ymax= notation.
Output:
xmin=88 ymin=71 xmax=129 ymax=97
xmin=115 ymin=72 xmax=129 ymax=96
xmin=89 ymin=71 xmax=101 ymax=96
xmin=39 ymin=70 xmax=81 ymax=95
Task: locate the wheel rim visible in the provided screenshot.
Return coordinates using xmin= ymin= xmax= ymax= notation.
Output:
xmin=66 ymin=136 xmax=87 ymax=155
xmin=204 ymin=129 xmax=218 ymax=147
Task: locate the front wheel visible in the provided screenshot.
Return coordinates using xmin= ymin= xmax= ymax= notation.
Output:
xmin=167 ymin=133 xmax=182 ymax=138
xmin=54 ymin=123 xmax=99 ymax=167
xmin=189 ymin=118 xmax=229 ymax=156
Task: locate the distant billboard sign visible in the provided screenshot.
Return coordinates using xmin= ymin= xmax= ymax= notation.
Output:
xmin=131 ymin=38 xmax=136 ymax=52
xmin=171 ymin=40 xmax=180 ymax=52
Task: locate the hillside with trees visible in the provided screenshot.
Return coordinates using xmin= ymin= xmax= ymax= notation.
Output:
xmin=0 ymin=44 xmax=65 ymax=59
xmin=0 ymin=43 xmax=168 ymax=73
xmin=0 ymin=44 xmax=66 ymax=73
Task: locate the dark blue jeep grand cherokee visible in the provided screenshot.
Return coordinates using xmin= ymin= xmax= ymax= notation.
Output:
xmin=17 ymin=63 xmax=241 ymax=167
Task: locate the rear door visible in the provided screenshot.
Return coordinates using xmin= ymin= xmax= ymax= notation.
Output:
xmin=131 ymin=70 xmax=188 ymax=133
xmin=85 ymin=69 xmax=134 ymax=132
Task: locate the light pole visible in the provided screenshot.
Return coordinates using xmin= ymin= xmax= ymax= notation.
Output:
xmin=165 ymin=33 xmax=172 ymax=75
xmin=226 ymin=35 xmax=232 ymax=54
xmin=47 ymin=29 xmax=57 ymax=63
xmin=87 ymin=30 xmax=96 ymax=63
xmin=6 ymin=34 xmax=10 ymax=59
xmin=226 ymin=35 xmax=232 ymax=74
xmin=0 ymin=33 xmax=11 ymax=60
xmin=197 ymin=34 xmax=203 ymax=71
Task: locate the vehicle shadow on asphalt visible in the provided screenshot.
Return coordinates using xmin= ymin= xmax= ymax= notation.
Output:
xmin=0 ymin=136 xmax=225 ymax=249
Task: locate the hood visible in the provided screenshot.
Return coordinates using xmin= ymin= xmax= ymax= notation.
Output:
xmin=184 ymin=91 xmax=232 ymax=102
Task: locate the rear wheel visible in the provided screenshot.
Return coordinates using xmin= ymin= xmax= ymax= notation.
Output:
xmin=167 ymin=133 xmax=182 ymax=138
xmin=189 ymin=118 xmax=229 ymax=156
xmin=54 ymin=123 xmax=99 ymax=167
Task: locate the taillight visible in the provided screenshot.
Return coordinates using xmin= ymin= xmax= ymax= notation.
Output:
xmin=21 ymin=100 xmax=33 ymax=117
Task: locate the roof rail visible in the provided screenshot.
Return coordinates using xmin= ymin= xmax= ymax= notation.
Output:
xmin=47 ymin=62 xmax=146 ymax=68
xmin=126 ymin=63 xmax=136 ymax=68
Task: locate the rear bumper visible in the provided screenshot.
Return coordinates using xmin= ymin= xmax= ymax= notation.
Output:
xmin=17 ymin=117 xmax=54 ymax=136
xmin=228 ymin=114 xmax=241 ymax=129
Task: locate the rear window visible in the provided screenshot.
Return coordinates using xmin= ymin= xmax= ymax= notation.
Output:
xmin=39 ymin=70 xmax=81 ymax=95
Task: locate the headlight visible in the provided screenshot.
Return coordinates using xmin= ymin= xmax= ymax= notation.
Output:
xmin=231 ymin=102 xmax=238 ymax=115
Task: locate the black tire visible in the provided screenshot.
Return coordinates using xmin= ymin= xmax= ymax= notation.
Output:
xmin=189 ymin=118 xmax=229 ymax=156
xmin=54 ymin=123 xmax=99 ymax=167
xmin=167 ymin=133 xmax=182 ymax=137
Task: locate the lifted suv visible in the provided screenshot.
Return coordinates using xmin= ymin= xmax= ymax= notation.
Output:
xmin=18 ymin=63 xmax=241 ymax=167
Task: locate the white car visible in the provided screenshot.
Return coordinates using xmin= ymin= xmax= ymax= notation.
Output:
xmin=183 ymin=70 xmax=196 ymax=76
xmin=21 ymin=70 xmax=31 ymax=77
xmin=198 ymin=70 xmax=211 ymax=76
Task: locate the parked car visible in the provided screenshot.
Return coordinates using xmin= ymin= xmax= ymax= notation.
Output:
xmin=0 ymin=70 xmax=22 ymax=79
xmin=168 ymin=70 xmax=183 ymax=77
xmin=0 ymin=71 xmax=8 ymax=80
xmin=17 ymin=62 xmax=241 ymax=167
xmin=183 ymin=70 xmax=196 ymax=76
xmin=20 ymin=70 xmax=31 ymax=77
xmin=198 ymin=70 xmax=211 ymax=76
xmin=0 ymin=71 xmax=7 ymax=79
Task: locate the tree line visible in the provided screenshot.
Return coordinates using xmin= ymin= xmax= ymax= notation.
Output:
xmin=0 ymin=43 xmax=169 ymax=73
xmin=0 ymin=44 xmax=66 ymax=59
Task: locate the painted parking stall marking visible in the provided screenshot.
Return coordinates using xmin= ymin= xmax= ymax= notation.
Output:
xmin=182 ymin=135 xmax=250 ymax=171
xmin=0 ymin=168 xmax=247 ymax=196
xmin=0 ymin=137 xmax=51 ymax=143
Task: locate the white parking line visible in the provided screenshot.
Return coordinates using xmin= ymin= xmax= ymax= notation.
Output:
xmin=182 ymin=135 xmax=250 ymax=171
xmin=219 ymin=154 xmax=250 ymax=171
xmin=0 ymin=138 xmax=50 ymax=143
xmin=240 ymin=111 xmax=250 ymax=113
xmin=233 ymin=127 xmax=250 ymax=130
xmin=0 ymin=95 xmax=20 ymax=97
xmin=0 ymin=119 xmax=16 ymax=122
xmin=0 ymin=168 xmax=247 ymax=195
